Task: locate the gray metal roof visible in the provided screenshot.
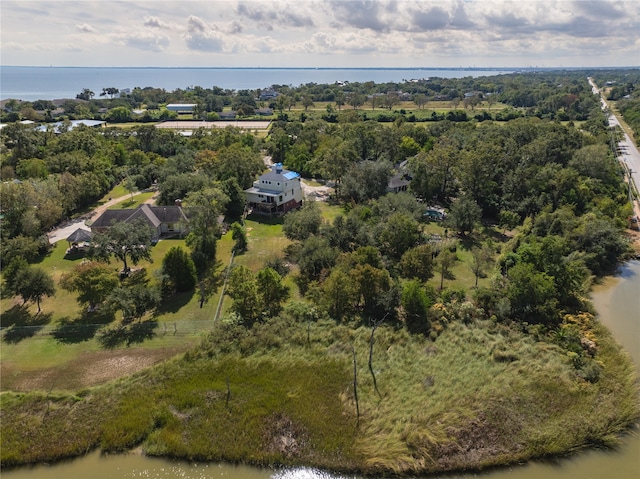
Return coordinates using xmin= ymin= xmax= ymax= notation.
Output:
xmin=66 ymin=228 xmax=92 ymax=243
xmin=91 ymin=205 xmax=187 ymax=230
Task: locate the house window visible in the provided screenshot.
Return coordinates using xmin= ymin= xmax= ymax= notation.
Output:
xmin=168 ymin=223 xmax=174 ymax=231
xmin=279 ymin=195 xmax=283 ymax=202
xmin=258 ymin=194 xmax=263 ymax=198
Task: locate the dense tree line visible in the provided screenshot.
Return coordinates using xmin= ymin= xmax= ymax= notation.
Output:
xmin=591 ymin=70 xmax=640 ymax=145
xmin=3 ymin=69 xmax=637 ymax=126
xmin=0 ymin=123 xmax=261 ymax=268
xmin=1 ymin=72 xmax=634 ymax=373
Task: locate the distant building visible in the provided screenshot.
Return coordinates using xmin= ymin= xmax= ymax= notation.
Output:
xmin=218 ymin=111 xmax=237 ymax=119
xmin=387 ymin=174 xmax=410 ymax=193
xmin=36 ymin=119 xmax=106 ymax=132
xmin=244 ymin=163 xmax=303 ymax=215
xmin=166 ymin=103 xmax=196 ymax=113
xmin=387 ymin=159 xmax=411 ymax=193
xmin=259 ymin=89 xmax=279 ymax=101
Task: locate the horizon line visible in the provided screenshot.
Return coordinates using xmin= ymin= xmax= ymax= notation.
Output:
xmin=3 ymin=65 xmax=639 ymax=70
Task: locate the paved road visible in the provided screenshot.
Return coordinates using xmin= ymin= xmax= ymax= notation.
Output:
xmin=589 ymin=77 xmax=640 ymax=221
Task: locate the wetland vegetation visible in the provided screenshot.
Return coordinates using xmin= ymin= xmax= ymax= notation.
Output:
xmin=1 ymin=69 xmax=640 ymax=475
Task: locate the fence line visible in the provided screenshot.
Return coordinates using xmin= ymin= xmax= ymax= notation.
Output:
xmin=0 ymin=319 xmax=220 ymax=341
xmin=214 ymin=249 xmax=236 ymax=322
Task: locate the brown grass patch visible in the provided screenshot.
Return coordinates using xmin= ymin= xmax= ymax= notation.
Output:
xmin=1 ymin=347 xmax=187 ymax=392
xmin=263 ymin=413 xmax=309 ymax=460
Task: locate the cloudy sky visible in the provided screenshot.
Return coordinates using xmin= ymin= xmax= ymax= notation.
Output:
xmin=1 ymin=0 xmax=639 ymax=68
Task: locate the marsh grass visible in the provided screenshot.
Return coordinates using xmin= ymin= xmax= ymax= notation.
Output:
xmin=1 ymin=315 xmax=637 ymax=473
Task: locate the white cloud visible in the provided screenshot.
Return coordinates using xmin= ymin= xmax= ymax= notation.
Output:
xmin=183 ymin=15 xmax=227 ymax=52
xmin=0 ymin=0 xmax=638 ymax=67
xmin=144 ymin=16 xmax=171 ymax=30
xmin=119 ymin=32 xmax=170 ymax=52
xmin=76 ymin=23 xmax=96 ymax=34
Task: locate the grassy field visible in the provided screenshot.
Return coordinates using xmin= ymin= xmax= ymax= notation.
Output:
xmin=0 ymin=233 xmax=229 ymax=391
xmin=108 ymin=191 xmax=156 ymax=209
xmin=0 ymin=202 xmax=501 ymax=391
xmin=1 ymin=202 xmax=638 ymax=474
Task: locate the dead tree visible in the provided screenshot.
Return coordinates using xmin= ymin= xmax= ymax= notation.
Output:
xmin=368 ymin=314 xmax=387 ymax=399
xmin=352 ymin=346 xmax=360 ymax=428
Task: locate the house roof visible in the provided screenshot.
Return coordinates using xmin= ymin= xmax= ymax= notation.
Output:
xmin=245 ymin=186 xmax=279 ymax=197
xmin=91 ymin=205 xmax=187 ymax=230
xmin=259 ymin=163 xmax=300 ymax=182
xmin=91 ymin=209 xmax=138 ymax=228
xmin=147 ymin=205 xmax=189 ymax=224
xmin=388 ymin=174 xmax=410 ymax=189
xmin=66 ymin=228 xmax=92 ymax=243
xmin=37 ymin=119 xmax=105 ymax=132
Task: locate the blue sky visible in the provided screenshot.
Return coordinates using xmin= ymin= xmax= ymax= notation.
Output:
xmin=1 ymin=0 xmax=639 ymax=68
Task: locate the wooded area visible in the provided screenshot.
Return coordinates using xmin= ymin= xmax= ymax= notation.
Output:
xmin=1 ymin=69 xmax=639 ymax=474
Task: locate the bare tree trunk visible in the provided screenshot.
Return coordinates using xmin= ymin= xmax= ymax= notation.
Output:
xmin=352 ymin=346 xmax=359 ymax=428
xmin=369 ymin=314 xmax=387 ymax=399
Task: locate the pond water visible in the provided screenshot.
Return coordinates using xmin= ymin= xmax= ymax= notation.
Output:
xmin=4 ymin=262 xmax=640 ymax=479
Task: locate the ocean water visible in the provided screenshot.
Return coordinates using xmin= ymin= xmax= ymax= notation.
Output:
xmin=0 ymin=66 xmax=515 ymax=101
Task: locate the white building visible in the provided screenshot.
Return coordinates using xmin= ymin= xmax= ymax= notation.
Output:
xmin=166 ymin=103 xmax=196 ymax=113
xmin=244 ymin=163 xmax=303 ymax=214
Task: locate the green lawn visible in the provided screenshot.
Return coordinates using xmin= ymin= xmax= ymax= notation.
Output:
xmin=234 ymin=215 xmax=290 ymax=272
xmin=108 ymin=191 xmax=155 ymax=209
xmin=0 ymin=237 xmax=219 ymax=389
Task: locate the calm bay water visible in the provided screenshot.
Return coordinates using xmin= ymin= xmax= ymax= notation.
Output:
xmin=0 ymin=66 xmax=514 ymax=102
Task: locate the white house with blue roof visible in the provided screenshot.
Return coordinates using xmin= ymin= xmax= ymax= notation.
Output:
xmin=244 ymin=163 xmax=303 ymax=214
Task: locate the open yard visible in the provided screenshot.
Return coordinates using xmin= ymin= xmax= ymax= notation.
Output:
xmin=1 ymin=198 xmax=507 ymax=393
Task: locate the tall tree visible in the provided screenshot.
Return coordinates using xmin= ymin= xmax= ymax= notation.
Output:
xmin=446 ymin=193 xmax=482 ymax=237
xmin=376 ymin=212 xmax=421 ymax=260
xmin=76 ymin=88 xmax=94 ymax=101
xmin=400 ymin=244 xmax=434 ymax=282
xmin=60 ymin=262 xmax=119 ymax=310
xmin=226 ymin=265 xmax=261 ymax=325
xmin=469 ymin=244 xmax=494 ymax=288
xmin=256 ymin=267 xmax=290 ymax=317
xmin=282 ymin=201 xmax=322 ymax=241
xmin=506 ymin=262 xmax=558 ymax=325
xmin=100 ymin=87 xmax=119 ymax=99
xmin=435 ymin=249 xmax=456 ymax=290
xmin=402 ymin=280 xmax=431 ymax=334
xmin=231 ymin=222 xmax=248 ymax=253
xmin=13 ymin=266 xmax=55 ymax=313
xmin=90 ymin=219 xmax=154 ymax=272
xmin=106 ymin=284 xmax=160 ymax=323
xmin=322 ymin=268 xmax=357 ymax=322
xmin=161 ymin=246 xmax=197 ymax=294
xmin=124 ymin=176 xmax=138 ymax=201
